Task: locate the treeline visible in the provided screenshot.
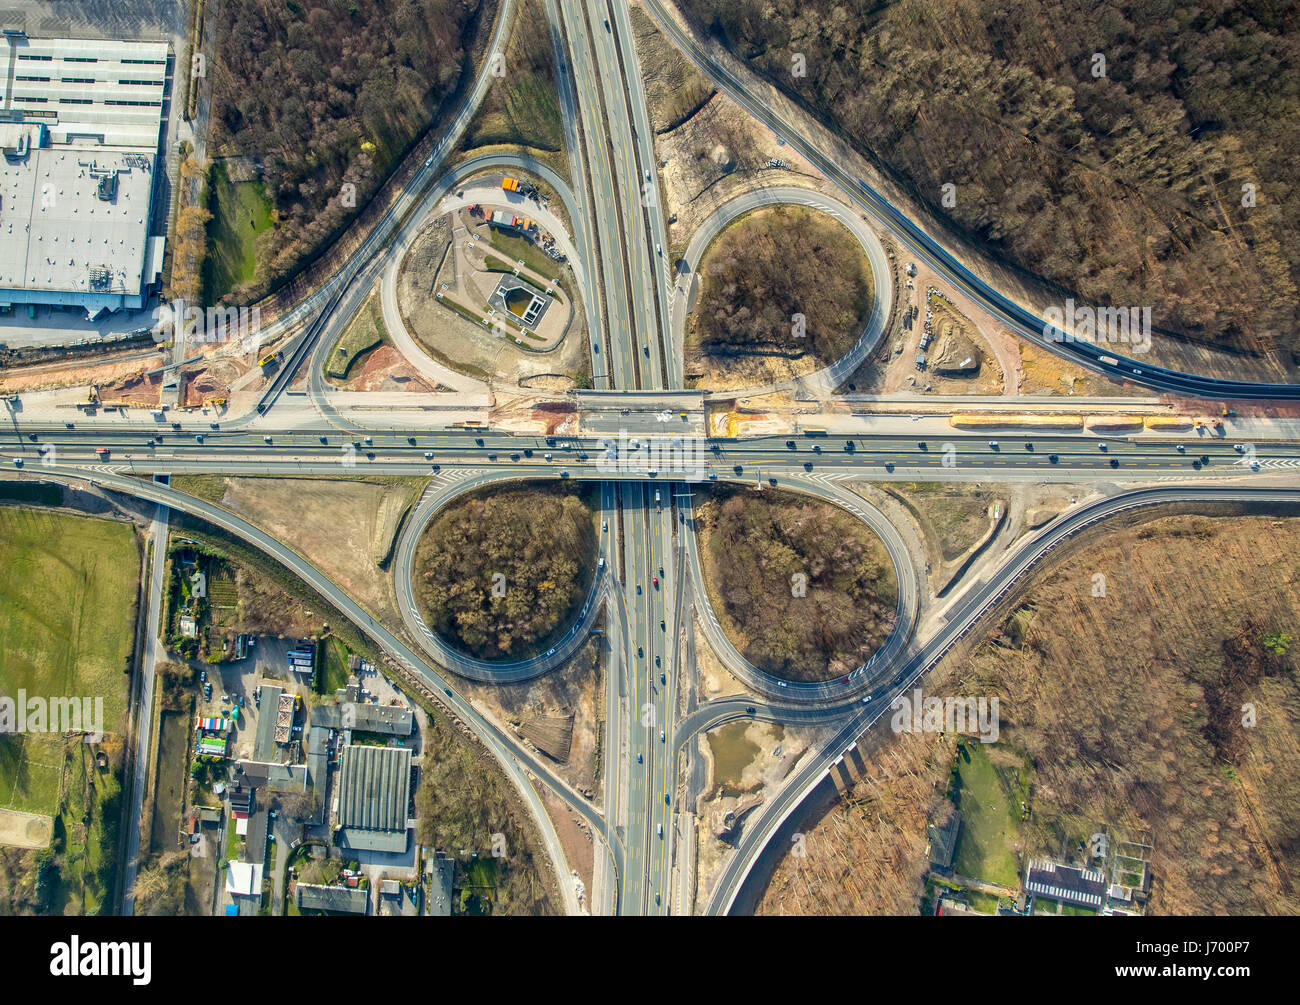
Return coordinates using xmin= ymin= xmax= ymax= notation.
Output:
xmin=679 ymin=0 xmax=1300 ymax=359
xmin=208 ymin=0 xmax=492 ymax=301
xmin=702 ymin=487 xmax=898 ymax=682
xmin=694 ymin=206 xmax=871 ymax=363
xmin=415 ymin=707 xmax=557 ymax=914
xmin=413 ymin=485 xmax=596 ymax=659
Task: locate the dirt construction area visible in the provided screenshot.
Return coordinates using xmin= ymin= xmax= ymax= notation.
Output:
xmin=0 ymin=808 xmax=54 ymax=850
xmin=397 ymin=211 xmax=589 ymax=387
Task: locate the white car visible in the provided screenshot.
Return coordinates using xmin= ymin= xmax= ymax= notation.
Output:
xmin=861 ymin=695 xmax=872 ymax=704
xmin=11 ymin=457 xmax=21 ymax=467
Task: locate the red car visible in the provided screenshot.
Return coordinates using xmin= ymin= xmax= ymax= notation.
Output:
xmin=652 ymin=576 xmax=659 ymax=588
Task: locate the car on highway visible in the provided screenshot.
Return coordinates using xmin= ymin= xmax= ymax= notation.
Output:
xmin=660 ymin=671 xmax=665 ymax=684
xmin=637 ymin=646 xmax=643 ymax=657
xmin=1049 ymin=454 xmax=1059 ymax=463
xmin=1234 ymin=443 xmax=1245 ymax=453
xmin=664 ymin=793 xmax=670 ymax=804
xmin=1098 ymin=442 xmax=1108 ymax=450
xmin=861 ymin=695 xmax=873 ymax=703
xmin=424 ymin=155 xmax=433 ymax=167
xmin=263 ymin=435 xmax=272 ymax=443
xmin=546 ymin=647 xmax=556 ymax=657
xmin=425 ymin=451 xmax=434 ymax=459
xmin=544 ymin=452 xmax=552 ymax=461
xmin=746 ymin=706 xmax=756 ymax=715
xmin=1110 ymin=457 xmax=1119 ymax=467
xmin=659 ymin=728 xmax=665 ymax=742
xmin=11 ymin=457 xmax=21 ymax=467
xmin=657 ymin=824 xmax=663 ymax=838
xmin=988 ymin=440 xmax=999 ymax=449
xmin=655 ymin=655 xmax=660 ymax=667
xmin=786 ymin=440 xmax=796 ymax=449
xmin=636 ymin=584 xmax=642 ymax=594
xmin=656 ymin=243 xmax=662 ymax=255
xmin=1176 ymin=444 xmax=1186 ymax=452
xmin=652 ymin=576 xmax=658 ymax=588
xmin=777 ymin=680 xmax=787 ymax=688
xmin=708 ymin=473 xmax=718 ymax=480
xmin=195 ymin=433 xmax=204 ymax=443
xmin=637 ymin=752 xmax=642 ymax=763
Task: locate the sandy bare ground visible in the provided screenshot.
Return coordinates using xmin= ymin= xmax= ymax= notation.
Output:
xmin=460 ymin=633 xmax=605 ymax=801
xmin=0 ymin=808 xmax=54 ymax=850
xmin=201 ymin=476 xmax=423 ymax=626
xmin=338 ymin=344 xmax=441 ymax=393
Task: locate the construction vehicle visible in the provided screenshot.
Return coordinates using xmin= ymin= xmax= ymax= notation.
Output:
xmin=257 ymin=350 xmax=281 ymax=369
xmin=502 ymin=176 xmax=520 ymax=192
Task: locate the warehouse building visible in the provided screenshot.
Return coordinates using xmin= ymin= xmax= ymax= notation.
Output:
xmin=0 ymin=32 xmax=168 ymax=316
xmin=333 ymin=744 xmax=413 ymax=854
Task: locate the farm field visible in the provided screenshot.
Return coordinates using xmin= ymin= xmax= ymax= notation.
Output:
xmin=0 ymin=508 xmax=138 ymax=733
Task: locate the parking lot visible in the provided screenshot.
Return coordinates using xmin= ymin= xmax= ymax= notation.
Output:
xmin=198 ymin=636 xmax=313 ymax=760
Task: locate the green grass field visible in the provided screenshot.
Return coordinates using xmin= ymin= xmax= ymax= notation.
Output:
xmin=487 ymin=229 xmax=564 ymax=285
xmin=203 ymin=159 xmax=273 ymax=303
xmin=325 ymin=293 xmax=389 ymax=380
xmin=0 ymin=508 xmax=138 ymax=734
xmin=0 ymin=734 xmax=64 ymax=814
xmin=950 ymin=741 xmax=1024 ymax=888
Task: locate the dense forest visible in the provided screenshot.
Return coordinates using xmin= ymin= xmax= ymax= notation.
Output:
xmin=413 ymin=485 xmax=596 ymax=660
xmin=947 ymin=514 xmax=1300 ymax=913
xmin=701 ymin=487 xmax=898 ymax=682
xmin=678 ymin=0 xmax=1300 ymax=359
xmin=693 ymin=206 xmax=873 ymax=363
xmin=208 ymin=0 xmax=493 ymax=300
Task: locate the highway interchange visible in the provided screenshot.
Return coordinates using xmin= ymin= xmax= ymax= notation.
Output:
xmin=5 ymin=0 xmax=1300 ymax=917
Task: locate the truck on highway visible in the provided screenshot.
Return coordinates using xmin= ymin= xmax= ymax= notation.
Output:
xmin=1098 ymin=354 xmax=1119 ymax=366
